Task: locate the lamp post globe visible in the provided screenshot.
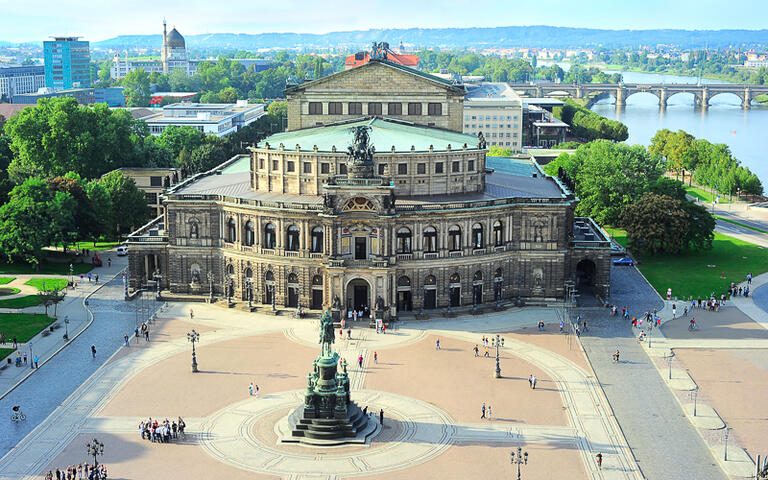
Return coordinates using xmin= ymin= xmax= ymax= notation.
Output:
xmin=187 ymin=329 xmax=200 ymax=373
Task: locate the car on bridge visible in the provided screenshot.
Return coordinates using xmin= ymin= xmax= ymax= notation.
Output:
xmin=613 ymin=257 xmax=634 ymax=266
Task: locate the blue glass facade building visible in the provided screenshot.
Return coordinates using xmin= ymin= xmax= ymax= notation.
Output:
xmin=43 ymin=37 xmax=91 ymax=89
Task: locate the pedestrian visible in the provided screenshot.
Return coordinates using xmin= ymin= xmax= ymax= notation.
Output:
xmin=379 ymin=408 xmax=384 ymax=426
xmin=672 ymin=304 xmax=677 ymax=319
xmin=473 ymin=345 xmax=479 ymax=357
xmin=88 ymin=273 xmax=92 ymax=282
xmin=358 ymin=354 xmax=363 ymax=368
xmin=23 ymin=352 xmax=27 ymax=365
xmin=249 ymin=382 xmax=254 ymax=396
xmin=373 ymin=351 xmax=378 ymax=364
xmin=484 ymin=346 xmax=490 ymax=357
xmin=254 ymin=384 xmax=259 ymax=397
xmin=596 ymin=452 xmax=603 ymax=469
xmin=559 ymin=321 xmax=564 ymax=333
xmin=107 ymin=258 xmax=111 ymax=267
xmin=189 ymin=309 xmax=194 ymax=320
xmin=33 ymin=355 xmax=39 ymax=368
xmin=435 ymin=338 xmax=440 ymax=350
xmin=487 ymin=405 xmax=492 ymax=419
xmin=340 ymin=328 xmax=343 ymax=339
xmin=91 ymin=345 xmax=96 ymax=358
xmin=347 ymin=328 xmax=351 ymax=339
xmin=124 ymin=334 xmax=129 ymax=346
xmin=532 ymin=375 xmax=537 ymax=389
xmin=95 ymin=274 xmax=99 ymax=283
xmin=145 ymin=328 xmax=150 ymax=342
xmin=684 ymin=306 xmax=688 ymax=317
xmin=134 ymin=326 xmax=139 ymax=342
xmin=12 ymin=336 xmax=17 ymax=348
xmin=481 ymin=402 xmax=486 ymax=419
xmin=583 ymin=319 xmax=588 ymax=332
xmin=528 ymin=374 xmax=533 ymax=388
xmin=575 ymin=326 xmax=580 ymax=337
xmin=747 ymin=272 xmax=752 ymax=284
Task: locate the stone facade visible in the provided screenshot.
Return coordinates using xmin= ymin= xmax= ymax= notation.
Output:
xmin=285 ymin=60 xmax=465 ymax=133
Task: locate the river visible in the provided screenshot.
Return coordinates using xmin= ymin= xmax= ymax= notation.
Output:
xmin=589 ymin=70 xmax=768 ymax=186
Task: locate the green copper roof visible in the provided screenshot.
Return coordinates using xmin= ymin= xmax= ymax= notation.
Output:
xmin=486 ymin=156 xmax=540 ymax=177
xmin=257 ymin=117 xmax=480 ymax=153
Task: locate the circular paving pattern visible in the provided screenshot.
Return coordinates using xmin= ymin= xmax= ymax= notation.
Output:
xmin=199 ymin=389 xmax=455 ymax=477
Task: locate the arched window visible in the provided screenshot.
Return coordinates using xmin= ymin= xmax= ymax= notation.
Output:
xmin=473 ymin=270 xmax=483 ymax=281
xmin=264 ymin=223 xmax=276 ymax=249
xmin=450 ymin=273 xmax=460 ymax=284
xmin=423 ymin=226 xmax=437 ymax=253
xmin=312 ymin=275 xmax=323 ymax=286
xmin=397 ymin=276 xmax=411 ymax=287
xmin=287 ymin=272 xmax=299 ymax=284
xmin=396 ymin=227 xmax=412 ymax=254
xmin=226 ymin=264 xmax=235 ymax=276
xmin=448 ymin=225 xmax=462 ymax=251
xmin=265 ymin=271 xmax=274 ymax=282
xmin=424 ymin=275 xmax=436 ymax=286
xmin=494 ymin=268 xmax=503 ymax=280
xmin=311 ymin=226 xmax=324 ymax=253
xmin=244 ymin=220 xmax=255 ymax=246
xmin=493 ymin=220 xmax=503 ymax=246
xmin=287 ymin=225 xmax=300 ymax=251
xmin=471 ymin=223 xmax=484 ymax=249
xmin=227 ymin=218 xmax=236 ymax=243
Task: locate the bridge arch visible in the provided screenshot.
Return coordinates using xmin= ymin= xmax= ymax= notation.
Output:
xmin=708 ymin=91 xmax=746 ymax=106
xmin=624 ymin=90 xmax=664 ymax=105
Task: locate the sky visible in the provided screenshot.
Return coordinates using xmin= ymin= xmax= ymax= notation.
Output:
xmin=1 ymin=0 xmax=766 ymax=43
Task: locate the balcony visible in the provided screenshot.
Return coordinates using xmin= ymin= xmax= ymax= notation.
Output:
xmin=472 ymin=248 xmax=486 ymax=255
xmin=396 ymin=253 xmax=413 ymax=261
xmin=494 ymin=245 xmax=505 ymax=253
xmin=309 ymin=252 xmax=324 ymax=259
xmin=448 ymin=250 xmax=463 ymax=257
xmin=261 ymin=248 xmax=276 ymax=255
xmin=285 ymin=251 xmax=299 ymax=257
xmin=423 ymin=252 xmax=439 ymax=260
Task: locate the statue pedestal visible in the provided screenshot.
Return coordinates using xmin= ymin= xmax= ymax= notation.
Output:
xmin=331 ymin=309 xmax=341 ymax=322
xmin=264 ymin=308 xmax=280 ymax=316
xmin=189 ymin=282 xmax=202 ymax=294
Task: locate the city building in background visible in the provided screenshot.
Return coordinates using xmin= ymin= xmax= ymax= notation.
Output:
xmin=0 ymin=65 xmax=45 ymax=101
xmin=345 ymin=41 xmax=418 ymax=70
xmin=149 ymin=91 xmax=198 ymax=106
xmin=463 ymin=82 xmax=524 ymax=151
xmin=522 ymin=98 xmax=568 ymax=148
xmin=134 ymin=100 xmax=266 ymax=136
xmin=43 ymin=36 xmax=91 ymax=89
xmin=113 ymin=167 xmax=183 ymax=217
xmin=12 ymin=86 xmax=125 ymax=106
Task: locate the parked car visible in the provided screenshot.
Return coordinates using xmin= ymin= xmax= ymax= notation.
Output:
xmin=116 ymin=245 xmax=128 ymax=256
xmin=613 ymin=257 xmax=634 ymax=266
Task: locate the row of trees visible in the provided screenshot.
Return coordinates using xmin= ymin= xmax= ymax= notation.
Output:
xmin=554 ymin=99 xmax=629 ymax=142
xmin=544 ymin=140 xmax=715 ymax=254
xmin=650 ymin=129 xmax=763 ymax=196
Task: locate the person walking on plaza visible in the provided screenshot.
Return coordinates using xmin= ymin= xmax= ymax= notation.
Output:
xmin=347 ymin=328 xmax=351 ymax=339
xmin=435 ymin=338 xmax=440 ymax=350
xmin=91 ymin=345 xmax=96 ymax=358
xmin=612 ymin=349 xmax=620 ymax=363
xmin=124 ymin=334 xmax=130 ymax=346
xmin=747 ymin=272 xmax=752 ymax=284
xmin=373 ymin=351 xmax=378 ymax=364
xmin=254 ymin=384 xmax=259 ymax=397
xmin=559 ymin=321 xmax=564 ymax=333
xmin=532 ymin=375 xmax=537 ymax=389
xmin=23 ymin=352 xmax=27 ymax=365
xmin=358 ymin=354 xmax=364 ymax=368
xmin=473 ymin=345 xmax=479 ymax=357
xmin=249 ymin=382 xmax=254 ymax=396
xmin=683 ymin=306 xmax=688 ymax=317
xmin=528 ymin=374 xmax=534 ymax=388
xmin=33 ymin=355 xmax=39 ymax=368
xmin=487 ymin=405 xmax=492 ymax=420
xmin=190 ymin=309 xmax=194 ymax=320
xmin=672 ymin=304 xmax=677 ymax=319
xmin=481 ymin=402 xmax=486 ymax=419
xmin=484 ymin=346 xmax=490 ymax=357
xmin=596 ymin=452 xmax=603 ymax=470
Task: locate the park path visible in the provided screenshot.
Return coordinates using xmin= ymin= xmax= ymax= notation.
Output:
xmin=578 ymin=265 xmax=727 ymax=480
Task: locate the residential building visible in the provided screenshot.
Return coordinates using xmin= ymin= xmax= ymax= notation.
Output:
xmin=463 ymin=82 xmax=524 ymax=151
xmin=126 ymin=55 xmax=611 ymax=315
xmin=43 ymin=36 xmax=91 ymax=89
xmin=135 ymin=100 xmax=266 ymax=136
xmin=114 ymin=167 xmax=183 ymax=217
xmin=522 ymin=98 xmax=568 ymax=148
xmin=0 ymin=66 xmax=45 ymax=101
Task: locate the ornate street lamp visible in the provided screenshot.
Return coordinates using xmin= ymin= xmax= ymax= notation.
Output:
xmin=123 ymin=268 xmax=130 ymax=300
xmin=724 ymin=426 xmax=731 ymax=461
xmin=63 ymin=315 xmax=70 ymax=341
xmin=225 ymin=274 xmax=234 ymax=306
xmin=510 ymin=446 xmax=528 ymax=480
xmin=69 ymin=263 xmax=74 ymax=286
xmin=691 ymin=384 xmax=699 ymax=417
xmin=270 ymin=284 xmax=277 ymax=312
xmin=153 ymin=270 xmax=162 ymax=300
xmin=187 ymin=329 xmax=200 ymax=373
xmin=85 ymin=438 xmax=104 ymax=471
xmin=492 ymin=334 xmax=505 ymax=378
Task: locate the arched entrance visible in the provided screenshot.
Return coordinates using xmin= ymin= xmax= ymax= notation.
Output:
xmin=472 ymin=271 xmax=483 ymax=305
xmin=449 ymin=273 xmax=461 ymax=307
xmin=424 ymin=275 xmax=437 ymax=309
xmin=397 ymin=276 xmax=412 ymax=311
xmin=576 ymin=259 xmax=597 ymax=294
xmin=346 ymin=278 xmax=371 ymax=316
xmin=264 ymin=271 xmax=274 ymax=305
xmin=286 ymin=273 xmax=299 ymax=308
xmin=311 ymin=275 xmax=323 ymax=310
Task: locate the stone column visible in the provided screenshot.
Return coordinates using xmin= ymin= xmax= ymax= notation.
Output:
xmin=659 ymin=88 xmax=668 ymax=109
xmin=743 ymin=87 xmax=752 ymax=109
xmin=615 ymin=87 xmax=626 ymax=108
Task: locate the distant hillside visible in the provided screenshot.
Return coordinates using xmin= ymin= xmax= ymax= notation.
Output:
xmin=91 ymin=26 xmax=768 ymax=51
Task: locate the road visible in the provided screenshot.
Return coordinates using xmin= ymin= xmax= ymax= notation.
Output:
xmin=578 ymin=265 xmax=727 ymax=480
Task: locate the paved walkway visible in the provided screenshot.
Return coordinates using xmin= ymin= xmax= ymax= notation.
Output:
xmin=0 ymin=302 xmax=641 ymax=480
xmin=579 ymin=265 xmax=727 ymax=480
xmin=0 ymin=258 xmax=128 ymax=399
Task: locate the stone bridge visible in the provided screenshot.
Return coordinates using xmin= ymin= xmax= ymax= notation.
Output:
xmin=509 ymin=82 xmax=768 ymax=108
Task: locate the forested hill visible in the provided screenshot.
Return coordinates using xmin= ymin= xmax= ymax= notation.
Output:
xmin=93 ymin=26 xmax=768 ymax=51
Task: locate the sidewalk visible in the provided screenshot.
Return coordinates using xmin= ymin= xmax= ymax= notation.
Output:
xmin=0 ymin=255 xmax=128 ymax=400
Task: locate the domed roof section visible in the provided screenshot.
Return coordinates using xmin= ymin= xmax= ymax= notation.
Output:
xmin=166 ymin=27 xmax=185 ymax=48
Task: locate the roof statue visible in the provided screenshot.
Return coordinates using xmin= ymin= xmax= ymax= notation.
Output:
xmin=347 ymin=125 xmax=375 ymax=166
xmin=370 ymin=42 xmax=388 ymax=61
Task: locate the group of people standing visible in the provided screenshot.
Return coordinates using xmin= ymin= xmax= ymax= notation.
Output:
xmin=138 ymin=417 xmax=186 ymax=443
xmin=44 ymin=463 xmax=106 ymax=480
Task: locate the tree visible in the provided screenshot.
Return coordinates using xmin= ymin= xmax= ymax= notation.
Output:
xmin=47 ymin=173 xmax=104 ymax=245
xmin=155 ymin=125 xmax=206 ymax=160
xmin=38 ymin=286 xmax=66 ymax=317
xmin=179 ymin=137 xmax=230 ymax=174
xmin=621 ymin=193 xmax=689 ymax=254
xmin=4 ymin=97 xmax=137 ymax=181
xmin=0 ymin=178 xmax=75 ymax=267
xmin=96 ymin=171 xmax=151 ymax=237
xmin=680 ymin=200 xmax=715 ymax=251
xmin=122 ymin=68 xmax=151 ymax=107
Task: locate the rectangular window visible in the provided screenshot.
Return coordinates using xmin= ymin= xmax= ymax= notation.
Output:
xmin=397 ymin=163 xmax=408 ymax=175
xmin=427 ymin=103 xmax=442 ymax=116
xmin=272 ymin=160 xmax=278 ymax=170
xmin=388 ymin=103 xmax=402 ymax=115
xmin=368 ymin=102 xmax=382 ymax=115
xmin=308 ymin=102 xmax=322 ymax=115
xmin=435 ymin=162 xmax=444 ymax=174
xmin=452 ymin=161 xmax=460 ymax=173
xmin=417 ymin=163 xmax=426 ymax=174
xmin=407 ymin=102 xmax=422 ymax=115
xmin=464 ymin=115 xmax=470 ymax=120
xmin=468 ymin=160 xmax=475 ymax=171
xmin=348 ymin=102 xmax=362 ymax=115
xmin=320 ymin=162 xmax=329 ymax=174
xmin=464 ymin=124 xmax=470 ymax=129
xmin=378 ymin=164 xmax=386 ymax=175
xmin=303 ymin=162 xmax=312 ymax=173
xmin=259 ymin=158 xmax=265 ymax=169
xmin=286 ymin=161 xmax=295 ymax=172
xmin=471 ymin=115 xmax=476 ymax=120
xmin=149 ymin=176 xmax=162 ymax=187
xmin=339 ymin=164 xmax=348 ymax=174
xmin=328 ymin=102 xmax=343 ymax=115
xmin=478 ymin=115 xmax=484 ymax=120
xmin=146 ymin=192 xmax=158 ymax=204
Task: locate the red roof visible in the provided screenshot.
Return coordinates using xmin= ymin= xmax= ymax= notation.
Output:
xmin=345 ymin=51 xmax=419 ymax=69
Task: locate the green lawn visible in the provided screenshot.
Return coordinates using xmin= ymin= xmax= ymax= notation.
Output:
xmin=0 ymin=313 xmax=56 ymax=343
xmin=714 ymin=216 xmax=768 ymax=234
xmin=0 ymin=288 xmax=21 ymax=296
xmin=25 ymin=278 xmax=67 ymax=291
xmin=0 ymin=277 xmax=15 ymax=285
xmin=0 ymin=296 xmax=43 ymax=309
xmin=606 ymin=228 xmax=768 ymax=299
xmin=0 ymin=348 xmax=15 ymax=361
xmin=71 ymin=241 xmax=120 ymax=252
xmin=685 ymin=186 xmax=732 ymax=204
xmin=0 ymin=262 xmax=92 ymax=276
